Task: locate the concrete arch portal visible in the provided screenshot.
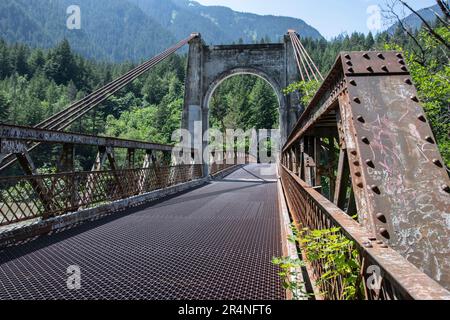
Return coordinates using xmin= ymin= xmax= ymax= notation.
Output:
xmin=204 ymin=67 xmax=284 ymax=117
xmin=182 ymin=33 xmax=301 ymax=164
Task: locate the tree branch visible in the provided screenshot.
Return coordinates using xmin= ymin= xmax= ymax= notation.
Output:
xmin=384 ymin=1 xmax=427 ymax=65
xmin=399 ymin=0 xmax=450 ymax=50
xmin=436 ymin=0 xmax=450 ymax=21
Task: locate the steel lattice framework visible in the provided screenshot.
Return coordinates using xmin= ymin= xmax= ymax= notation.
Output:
xmin=281 ymin=50 xmax=450 ymax=298
xmin=0 ymin=32 xmax=449 ymax=300
xmin=0 ymin=34 xmax=199 ymax=172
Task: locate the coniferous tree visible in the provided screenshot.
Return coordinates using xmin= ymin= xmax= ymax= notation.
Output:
xmin=44 ymin=39 xmax=77 ymax=86
xmin=28 ymin=49 xmax=46 ymax=75
xmin=0 ymin=91 xmax=9 ymax=121
xmin=249 ymin=79 xmax=279 ymax=130
xmin=0 ymin=40 xmax=12 ymax=79
xmin=12 ymin=44 xmax=29 ymax=76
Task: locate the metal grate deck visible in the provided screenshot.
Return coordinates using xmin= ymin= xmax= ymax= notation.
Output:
xmin=0 ymin=164 xmax=285 ymax=300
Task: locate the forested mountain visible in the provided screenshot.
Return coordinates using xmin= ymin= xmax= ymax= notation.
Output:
xmin=0 ymin=0 xmax=322 ymax=62
xmin=129 ymin=0 xmax=322 ymax=44
xmin=0 ymin=2 xmax=448 ymax=173
xmin=0 ymin=0 xmax=175 ymax=62
xmin=388 ymin=4 xmax=445 ymax=33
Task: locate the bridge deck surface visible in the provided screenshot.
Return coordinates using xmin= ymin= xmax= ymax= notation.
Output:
xmin=0 ymin=164 xmax=285 ymax=300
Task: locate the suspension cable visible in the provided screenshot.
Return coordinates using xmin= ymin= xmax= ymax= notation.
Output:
xmin=295 ymin=35 xmax=324 ymax=81
xmin=292 ymin=34 xmax=313 ymax=81
xmin=288 ymin=30 xmax=324 ymax=82
xmin=289 ymin=32 xmax=306 ymax=82
xmin=0 ymin=34 xmax=198 ymax=172
xmin=38 ymin=35 xmax=197 ymax=131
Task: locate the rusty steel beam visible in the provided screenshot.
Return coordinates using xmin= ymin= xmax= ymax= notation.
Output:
xmin=0 ymin=124 xmax=174 ymax=153
xmin=8 ymin=144 xmax=56 ymax=217
xmin=282 ymin=51 xmax=450 ymax=291
xmin=0 ymin=164 xmax=203 ymax=227
xmin=280 ymin=165 xmax=450 ymax=300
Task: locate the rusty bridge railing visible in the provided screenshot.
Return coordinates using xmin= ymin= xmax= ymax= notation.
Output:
xmin=280 ymin=50 xmax=450 ymax=299
xmin=0 ymin=123 xmax=205 ymax=228
xmin=209 ymin=151 xmax=252 ymax=176
xmin=0 ymin=164 xmax=202 ymax=227
xmin=280 ymin=165 xmax=450 ymax=300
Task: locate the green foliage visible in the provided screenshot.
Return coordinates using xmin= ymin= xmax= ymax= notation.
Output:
xmin=249 ymin=79 xmax=279 ymax=130
xmin=0 ymin=90 xmax=10 ymax=119
xmin=271 ymin=256 xmax=310 ymax=300
xmin=299 ymin=226 xmax=363 ymax=300
xmin=283 ymin=80 xmax=322 ymax=106
xmin=209 ymin=75 xmax=279 ymax=133
xmin=273 ymin=224 xmax=363 ymax=300
xmin=44 ymin=39 xmax=78 ymax=86
xmin=105 ymin=61 xmax=186 ymax=145
xmin=384 ymin=26 xmax=450 ymax=167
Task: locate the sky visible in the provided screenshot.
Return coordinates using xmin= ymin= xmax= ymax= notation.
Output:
xmin=194 ymin=0 xmax=437 ymax=39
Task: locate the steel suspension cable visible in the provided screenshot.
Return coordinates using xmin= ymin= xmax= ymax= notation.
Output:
xmin=289 ymin=32 xmax=312 ymax=81
xmin=38 ymin=35 xmax=196 ymax=131
xmin=289 ymin=32 xmax=306 ymax=82
xmin=0 ymin=34 xmax=198 ymax=172
xmin=288 ymin=30 xmax=323 ymax=82
xmin=47 ymin=44 xmax=181 ymax=131
xmin=295 ymin=35 xmax=324 ymax=81
xmin=292 ymin=35 xmax=317 ymax=81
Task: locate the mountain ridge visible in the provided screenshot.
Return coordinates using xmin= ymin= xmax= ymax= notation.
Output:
xmin=0 ymin=0 xmax=323 ymax=62
xmin=388 ymin=4 xmax=445 ymax=33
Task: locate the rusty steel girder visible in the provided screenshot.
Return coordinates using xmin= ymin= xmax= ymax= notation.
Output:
xmin=0 ymin=165 xmax=203 ymax=226
xmin=282 ymin=51 xmax=450 ymax=294
xmin=0 ymin=124 xmax=174 ymax=153
xmin=280 ymin=165 xmax=450 ymax=300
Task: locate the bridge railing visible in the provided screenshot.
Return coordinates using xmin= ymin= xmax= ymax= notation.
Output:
xmin=0 ymin=123 xmax=205 ymax=227
xmin=0 ymin=164 xmax=203 ymax=226
xmin=281 ymin=50 xmax=450 ymax=299
xmin=280 ymin=165 xmax=450 ymax=300
xmin=209 ymin=151 xmax=252 ymax=176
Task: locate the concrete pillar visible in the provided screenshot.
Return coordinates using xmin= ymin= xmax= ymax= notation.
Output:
xmin=182 ymin=33 xmax=301 ymax=172
xmin=182 ymin=35 xmax=204 ymax=151
xmin=182 ymin=34 xmax=210 ymax=177
xmin=283 ymin=33 xmax=302 ymax=142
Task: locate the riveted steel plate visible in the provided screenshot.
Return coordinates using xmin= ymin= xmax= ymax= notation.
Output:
xmin=342 ymin=51 xmax=410 ymax=76
xmin=345 ymin=74 xmax=450 ymax=286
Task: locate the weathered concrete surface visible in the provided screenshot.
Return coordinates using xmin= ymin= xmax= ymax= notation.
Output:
xmin=182 ymin=34 xmax=301 ymax=156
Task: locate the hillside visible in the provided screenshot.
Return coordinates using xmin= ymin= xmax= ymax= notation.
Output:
xmin=0 ymin=0 xmax=323 ymax=62
xmin=130 ymin=0 xmax=323 ymax=44
xmin=388 ymin=4 xmax=445 ymax=33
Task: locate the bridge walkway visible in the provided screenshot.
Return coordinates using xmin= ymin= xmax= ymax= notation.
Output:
xmin=0 ymin=164 xmax=285 ymax=300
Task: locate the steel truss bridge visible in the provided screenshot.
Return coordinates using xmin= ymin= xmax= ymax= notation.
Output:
xmin=0 ymin=31 xmax=449 ymax=300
